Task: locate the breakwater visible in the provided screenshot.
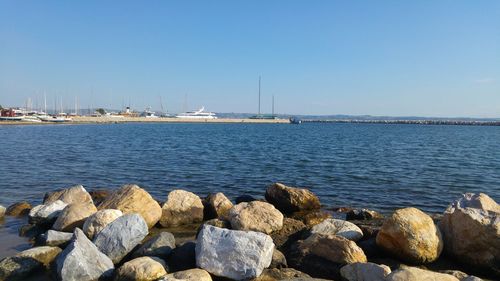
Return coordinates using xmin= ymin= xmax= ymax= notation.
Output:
xmin=304 ymin=119 xmax=500 ymax=126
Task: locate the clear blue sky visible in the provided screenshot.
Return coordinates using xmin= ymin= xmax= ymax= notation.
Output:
xmin=1 ymin=1 xmax=499 ymax=117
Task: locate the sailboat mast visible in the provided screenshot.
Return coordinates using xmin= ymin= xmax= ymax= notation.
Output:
xmin=258 ymin=76 xmax=261 ymax=116
xmin=272 ymin=95 xmax=274 ymax=117
xmin=44 ymin=92 xmax=47 ymax=114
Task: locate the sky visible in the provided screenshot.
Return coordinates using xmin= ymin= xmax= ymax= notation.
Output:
xmin=0 ymin=1 xmax=499 ymax=117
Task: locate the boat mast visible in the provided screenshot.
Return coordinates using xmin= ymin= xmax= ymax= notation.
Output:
xmin=44 ymin=92 xmax=47 ymax=114
xmin=258 ymin=76 xmax=261 ymax=116
xmin=272 ymin=95 xmax=274 ymax=117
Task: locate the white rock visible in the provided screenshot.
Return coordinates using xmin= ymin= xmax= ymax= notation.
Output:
xmin=40 ymin=230 xmax=73 ymax=247
xmin=28 ymin=200 xmax=68 ymax=225
xmin=340 ymin=262 xmax=391 ymax=281
xmin=83 ymin=209 xmax=123 ymax=239
xmin=310 ymin=218 xmax=364 ymax=241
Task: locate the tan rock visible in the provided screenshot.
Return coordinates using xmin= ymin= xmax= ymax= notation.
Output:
xmin=83 ymin=209 xmax=123 ymax=239
xmin=16 ymin=246 xmax=62 ymax=267
xmin=386 ymin=266 xmax=459 ymax=281
xmin=299 ymin=233 xmax=367 ymax=264
xmin=160 ymin=190 xmax=204 ymax=227
xmin=43 ymin=185 xmax=93 ymax=205
xmin=265 ymin=183 xmax=321 ymax=214
xmin=340 ymin=262 xmax=391 ymax=281
xmin=0 ymin=205 xmax=5 ymax=218
xmin=115 ymin=256 xmax=167 ymax=281
xmin=52 ymin=202 xmax=97 ymax=232
xmin=204 ymin=192 xmax=233 ymax=219
xmin=161 ymin=268 xmax=212 ymax=281
xmin=448 ymin=193 xmax=500 ymax=213
xmin=0 ymin=246 xmax=62 ymax=280
xmin=99 ymin=184 xmax=162 ymax=228
xmin=376 ymin=207 xmax=443 ymax=264
xmin=6 ymin=201 xmax=32 ymax=216
xmin=229 ymin=201 xmax=284 ymax=234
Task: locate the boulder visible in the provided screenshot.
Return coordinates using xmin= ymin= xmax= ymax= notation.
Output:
xmin=270 ymin=249 xmax=287 ymax=269
xmin=167 ymin=241 xmax=196 ymax=272
xmin=28 ymin=200 xmax=68 ymax=225
xmin=228 ymin=201 xmax=284 ymax=234
xmin=298 ymin=233 xmax=367 ymax=264
xmin=39 ymin=230 xmax=73 ymax=247
xmin=376 ymin=207 xmax=443 ymax=264
xmin=340 ymin=262 xmax=391 ymax=281
xmin=98 ymin=184 xmax=162 ymax=228
xmin=0 ymin=205 xmax=4 ymax=218
xmin=204 ymin=192 xmax=233 ymax=219
xmin=83 ymin=209 xmax=123 ymax=239
xmin=270 ymin=218 xmax=306 ymax=250
xmin=0 ymin=246 xmax=61 ymax=280
xmin=439 ymin=193 xmax=499 ymax=274
xmin=93 ymin=213 xmax=149 ymax=264
xmin=160 ymin=190 xmax=204 ymax=227
xmin=44 ymin=184 xmax=93 ymax=205
xmin=265 ymin=183 xmax=321 ymax=214
xmin=56 ymin=228 xmax=114 ymax=281
xmin=196 ymin=225 xmax=275 ymax=280
xmin=52 ymin=202 xmax=97 ymax=232
xmin=252 ymin=268 xmax=330 ymax=281
xmin=115 ymin=256 xmax=167 ymax=281
xmin=160 ymin=268 xmax=212 ymax=281
xmin=132 ymin=232 xmax=176 ymax=258
xmin=6 ymin=201 xmax=32 ymax=216
xmin=346 ymin=209 xmax=383 ymax=220
xmin=386 ymin=266 xmax=459 ymax=281
xmin=310 ymin=218 xmax=363 ymax=241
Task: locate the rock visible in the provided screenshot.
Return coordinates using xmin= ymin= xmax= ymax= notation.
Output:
xmin=386 ymin=266 xmax=459 ymax=281
xmin=19 ymin=224 xmax=46 ymax=239
xmin=52 ymin=202 xmax=98 ymax=232
xmin=252 ymin=268 xmax=329 ymax=281
xmin=346 ymin=209 xmax=383 ymax=220
xmin=439 ymin=193 xmax=500 ymax=274
xmin=0 ymin=205 xmax=4 ymax=218
xmin=196 ymin=225 xmax=275 ymax=280
xmin=310 ymin=218 xmax=363 ymax=241
xmin=228 ymin=201 xmax=284 ymax=234
xmin=39 ymin=230 xmax=73 ymax=247
xmin=83 ymin=209 xmax=123 ymax=239
xmin=340 ymin=262 xmax=391 ymax=281
xmin=28 ymin=200 xmax=68 ymax=225
xmin=462 ymin=276 xmax=483 ymax=281
xmin=44 ymin=184 xmax=93 ymax=205
xmin=270 ymin=249 xmax=287 ymax=269
xmin=235 ymin=195 xmax=257 ymax=204
xmin=438 ymin=270 xmax=468 ymax=280
xmin=349 ymin=219 xmax=384 ymax=239
xmin=160 ymin=268 xmax=212 ymax=281
xmin=132 ymin=232 xmax=176 ymax=258
xmin=270 ymin=218 xmax=306 ymax=250
xmin=291 ymin=210 xmax=332 ymax=227
xmin=376 ymin=207 xmax=443 ymax=264
xmin=115 ymin=256 xmax=167 ymax=281
xmin=98 ymin=184 xmax=162 ymax=228
xmin=0 ymin=246 xmax=61 ymax=280
xmin=265 ymin=183 xmax=321 ymax=214
xmin=167 ymin=241 xmax=196 ymax=272
xmin=56 ymin=228 xmax=114 ymax=281
xmin=93 ymin=213 xmax=149 ymax=264
xmin=160 ymin=190 xmax=204 ymax=227
xmin=298 ymin=233 xmax=367 ymax=264
xmin=89 ymin=189 xmax=111 ymax=206
xmin=204 ymin=192 xmax=233 ymax=219
xmin=5 ymin=201 xmax=32 ymax=216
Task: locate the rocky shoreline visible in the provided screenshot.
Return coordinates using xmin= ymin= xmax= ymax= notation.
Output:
xmin=0 ymin=183 xmax=498 ymax=281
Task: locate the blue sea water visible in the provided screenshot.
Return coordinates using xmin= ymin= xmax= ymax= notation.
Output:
xmin=0 ymin=122 xmax=499 ymax=214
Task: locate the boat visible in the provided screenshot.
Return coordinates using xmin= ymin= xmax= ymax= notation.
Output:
xmin=176 ymin=106 xmax=217 ymax=119
xmin=141 ymin=107 xmax=159 ymax=118
xmin=289 ymin=117 xmax=302 ymax=124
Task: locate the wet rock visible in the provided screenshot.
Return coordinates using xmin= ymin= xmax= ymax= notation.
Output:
xmin=19 ymin=224 xmax=46 ymax=239
xmin=270 ymin=218 xmax=306 ymax=250
xmin=89 ymin=189 xmax=111 ymax=206
xmin=203 ymin=192 xmax=233 ymax=220
xmin=44 ymin=184 xmax=93 ymax=205
xmin=52 ymin=202 xmax=97 ymax=232
xmin=386 ymin=266 xmax=459 ymax=281
xmin=167 ymin=241 xmax=196 ymax=272
xmin=115 ymin=256 xmax=167 ymax=281
xmin=0 ymin=246 xmax=61 ymax=280
xmin=270 ymin=249 xmax=287 ymax=269
xmin=160 ymin=268 xmax=212 ymax=281
xmin=28 ymin=200 xmax=68 ymax=225
xmin=93 ymin=213 xmax=149 ymax=264
xmin=132 ymin=232 xmax=176 ymax=258
xmin=310 ymin=218 xmax=363 ymax=241
xmin=6 ymin=201 xmax=32 ymax=216
xmin=265 ymin=183 xmax=321 ymax=214
xmin=83 ymin=209 xmax=123 ymax=239
xmin=98 ymin=184 xmax=162 ymax=228
xmin=235 ymin=195 xmax=257 ymax=204
xmin=56 ymin=228 xmax=114 ymax=281
xmin=298 ymin=233 xmax=367 ymax=264
xmin=160 ymin=190 xmax=204 ymax=227
xmin=376 ymin=207 xmax=443 ymax=264
xmin=252 ymin=268 xmax=329 ymax=281
xmin=346 ymin=209 xmax=383 ymax=220
xmin=291 ymin=210 xmax=332 ymax=227
xmin=39 ymin=230 xmax=73 ymax=247
xmin=228 ymin=201 xmax=284 ymax=234
xmin=340 ymin=262 xmax=391 ymax=281
xmin=439 ymin=193 xmax=500 ymax=275
xmin=196 ymin=225 xmax=275 ymax=280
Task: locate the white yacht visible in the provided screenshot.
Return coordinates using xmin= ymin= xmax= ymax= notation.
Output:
xmin=176 ymin=106 xmax=217 ymax=119
xmin=141 ymin=107 xmax=159 ymax=118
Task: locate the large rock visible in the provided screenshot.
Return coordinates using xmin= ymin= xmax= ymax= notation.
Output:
xmin=204 ymin=192 xmax=233 ymax=219
xmin=229 ymin=201 xmax=284 ymax=234
xmin=196 ymin=225 xmax=275 ymax=280
xmin=115 ymin=256 xmax=167 ymax=281
xmin=160 ymin=268 xmax=212 ymax=281
xmin=39 ymin=230 xmax=73 ymax=247
xmin=310 ymin=218 xmax=363 ymax=241
xmin=132 ymin=232 xmax=176 ymax=258
xmin=28 ymin=200 xmax=68 ymax=225
xmin=340 ymin=262 xmax=391 ymax=281
xmin=56 ymin=228 xmax=114 ymax=281
xmin=44 ymin=184 xmax=93 ymax=205
xmin=0 ymin=246 xmax=61 ymax=280
xmin=93 ymin=213 xmax=149 ymax=264
xmin=98 ymin=184 xmax=162 ymax=228
xmin=439 ymin=193 xmax=500 ymax=274
xmin=386 ymin=266 xmax=459 ymax=281
xmin=160 ymin=190 xmax=204 ymax=227
xmin=376 ymin=207 xmax=443 ymax=264
xmin=83 ymin=209 xmax=123 ymax=239
xmin=6 ymin=201 xmax=32 ymax=216
xmin=298 ymin=233 xmax=367 ymax=264
xmin=0 ymin=205 xmax=4 ymax=218
xmin=52 ymin=202 xmax=97 ymax=232
xmin=265 ymin=183 xmax=321 ymax=214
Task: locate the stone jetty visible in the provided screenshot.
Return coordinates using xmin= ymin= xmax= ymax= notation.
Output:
xmin=0 ymin=182 xmax=498 ymax=281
